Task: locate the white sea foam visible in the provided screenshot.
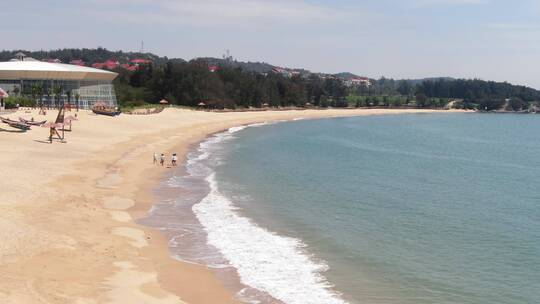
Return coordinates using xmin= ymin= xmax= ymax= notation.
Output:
xmin=185 ymin=123 xmax=348 ymax=304
xmin=228 ymin=125 xmax=248 ymax=133
xmin=193 ymin=172 xmax=348 ymax=304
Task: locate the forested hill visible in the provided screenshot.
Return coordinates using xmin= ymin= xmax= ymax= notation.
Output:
xmin=0 ymin=48 xmax=173 ymax=65
xmin=197 ymin=57 xmax=275 ymax=74
xmin=1 ymin=48 xmax=539 ymax=111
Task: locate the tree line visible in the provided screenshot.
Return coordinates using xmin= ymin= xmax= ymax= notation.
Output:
xmin=114 ymin=60 xmax=349 ymax=109
xmin=115 ymin=60 xmax=540 ymax=111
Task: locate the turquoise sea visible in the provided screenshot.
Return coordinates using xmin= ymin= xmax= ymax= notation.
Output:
xmin=146 ymin=113 xmax=540 ymax=304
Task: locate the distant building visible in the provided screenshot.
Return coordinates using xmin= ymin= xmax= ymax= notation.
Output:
xmin=130 ymin=59 xmax=152 ymax=65
xmin=272 ymin=67 xmax=298 ymax=78
xmin=92 ymin=59 xmax=120 ymax=70
xmin=317 ymin=73 xmax=338 ymax=80
xmin=344 ymin=77 xmax=371 ymax=87
xmin=43 ymin=58 xmax=62 ymax=63
xmin=121 ymin=63 xmax=138 ymax=71
xmin=69 ymin=59 xmax=85 ymax=66
xmin=0 ymin=53 xmax=117 ymax=109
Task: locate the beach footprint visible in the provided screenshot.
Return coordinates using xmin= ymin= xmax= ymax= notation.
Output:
xmin=97 ymin=168 xmax=122 ymax=189
xmin=112 ymin=227 xmax=148 ymax=248
xmin=102 ymin=196 xmax=135 ymax=210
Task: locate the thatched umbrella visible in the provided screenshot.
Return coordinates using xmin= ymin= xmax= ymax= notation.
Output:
xmin=41 ymin=121 xmax=63 ymax=128
xmin=92 ymin=101 xmax=108 ymax=109
xmin=41 ymin=121 xmax=64 ymax=143
xmin=0 ymin=87 xmax=8 ymax=98
xmin=0 ymin=87 xmax=8 ymax=109
xmin=64 ymin=115 xmax=78 ymax=131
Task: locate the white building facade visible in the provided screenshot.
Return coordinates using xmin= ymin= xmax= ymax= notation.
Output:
xmin=0 ymin=57 xmax=118 ymax=109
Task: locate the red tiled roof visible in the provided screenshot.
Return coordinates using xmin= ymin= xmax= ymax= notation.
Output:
xmin=70 ymin=59 xmax=85 ymax=66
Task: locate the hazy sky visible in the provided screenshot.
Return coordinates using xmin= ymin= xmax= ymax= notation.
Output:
xmin=2 ymin=0 xmax=539 ymax=87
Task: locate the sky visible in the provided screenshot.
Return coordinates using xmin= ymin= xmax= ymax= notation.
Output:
xmin=1 ymin=0 xmax=540 ymax=88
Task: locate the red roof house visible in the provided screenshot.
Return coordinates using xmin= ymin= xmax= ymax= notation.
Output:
xmin=130 ymin=59 xmax=152 ymax=64
xmin=92 ymin=60 xmax=120 ymax=70
xmin=69 ymin=59 xmax=85 ymax=66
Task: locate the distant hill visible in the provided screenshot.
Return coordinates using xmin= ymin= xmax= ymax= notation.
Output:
xmin=0 ymin=48 xmax=180 ymax=66
xmin=334 ymin=72 xmax=367 ymax=80
xmin=403 ymin=77 xmax=455 ymax=86
xmin=196 ymin=57 xmax=275 ymax=74
xmin=335 ymin=73 xmax=454 ymax=84
xmin=0 ymin=48 xmax=452 ymax=85
xmin=1 ymin=48 xmax=538 ymax=100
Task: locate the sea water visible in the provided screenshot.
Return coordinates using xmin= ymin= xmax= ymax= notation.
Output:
xmin=144 ymin=113 xmax=540 ymax=304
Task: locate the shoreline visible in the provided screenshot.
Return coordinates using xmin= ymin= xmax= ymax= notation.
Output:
xmin=0 ymin=108 xmax=464 ymax=303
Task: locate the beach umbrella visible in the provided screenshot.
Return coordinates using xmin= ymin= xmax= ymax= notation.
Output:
xmin=159 ymin=99 xmax=169 ymax=104
xmin=41 ymin=121 xmax=63 ymax=128
xmin=198 ymin=102 xmax=206 ymax=107
xmin=92 ymin=101 xmax=108 ymax=108
xmin=0 ymin=87 xmax=8 ymax=98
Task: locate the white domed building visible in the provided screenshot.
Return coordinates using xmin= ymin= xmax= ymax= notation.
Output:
xmin=0 ymin=53 xmax=118 ymax=109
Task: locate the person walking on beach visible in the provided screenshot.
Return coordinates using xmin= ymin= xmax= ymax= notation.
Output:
xmin=160 ymin=153 xmax=165 ymax=166
xmin=171 ymin=153 xmax=178 ymax=166
xmin=153 ymin=153 xmax=158 ymax=165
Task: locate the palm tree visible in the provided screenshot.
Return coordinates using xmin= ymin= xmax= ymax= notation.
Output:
xmin=53 ymin=85 xmax=63 ymax=109
xmin=47 ymin=87 xmax=53 ymax=108
xmin=66 ymin=90 xmax=73 ymax=112
xmin=30 ymin=84 xmax=38 ymax=107
xmin=36 ymin=83 xmax=43 ymax=108
xmin=75 ymin=93 xmax=80 ymax=111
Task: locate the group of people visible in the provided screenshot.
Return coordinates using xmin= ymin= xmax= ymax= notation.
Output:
xmin=153 ymin=152 xmax=178 ymax=167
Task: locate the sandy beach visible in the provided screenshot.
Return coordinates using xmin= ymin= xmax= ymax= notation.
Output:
xmin=0 ymin=107 xmax=462 ymax=303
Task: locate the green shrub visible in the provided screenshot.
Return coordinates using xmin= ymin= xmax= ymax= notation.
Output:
xmin=3 ymin=96 xmax=35 ymax=108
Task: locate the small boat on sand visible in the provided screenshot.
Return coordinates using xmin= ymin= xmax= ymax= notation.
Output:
xmin=19 ymin=117 xmax=47 ymax=126
xmin=92 ymin=108 xmax=121 ymax=116
xmin=1 ymin=116 xmax=31 ymax=130
xmin=92 ymin=102 xmax=121 ymax=117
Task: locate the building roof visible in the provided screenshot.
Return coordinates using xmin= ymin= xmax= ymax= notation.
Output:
xmin=0 ymin=60 xmax=118 ymax=81
xmin=130 ymin=59 xmax=152 ymax=64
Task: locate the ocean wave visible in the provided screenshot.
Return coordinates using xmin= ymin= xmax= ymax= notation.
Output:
xmin=228 ymin=125 xmax=248 ymax=133
xmin=193 ymin=172 xmax=348 ymax=304
xmin=184 ymin=122 xmax=347 ymax=304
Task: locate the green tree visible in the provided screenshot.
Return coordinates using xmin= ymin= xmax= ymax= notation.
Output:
xmin=53 ymin=85 xmax=63 ymax=108
xmin=415 ymin=93 xmax=428 ymax=108
xmin=397 ymin=80 xmax=412 ymax=96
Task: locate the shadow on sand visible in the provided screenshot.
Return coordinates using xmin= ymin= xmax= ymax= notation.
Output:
xmin=0 ymin=127 xmax=26 ymax=133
